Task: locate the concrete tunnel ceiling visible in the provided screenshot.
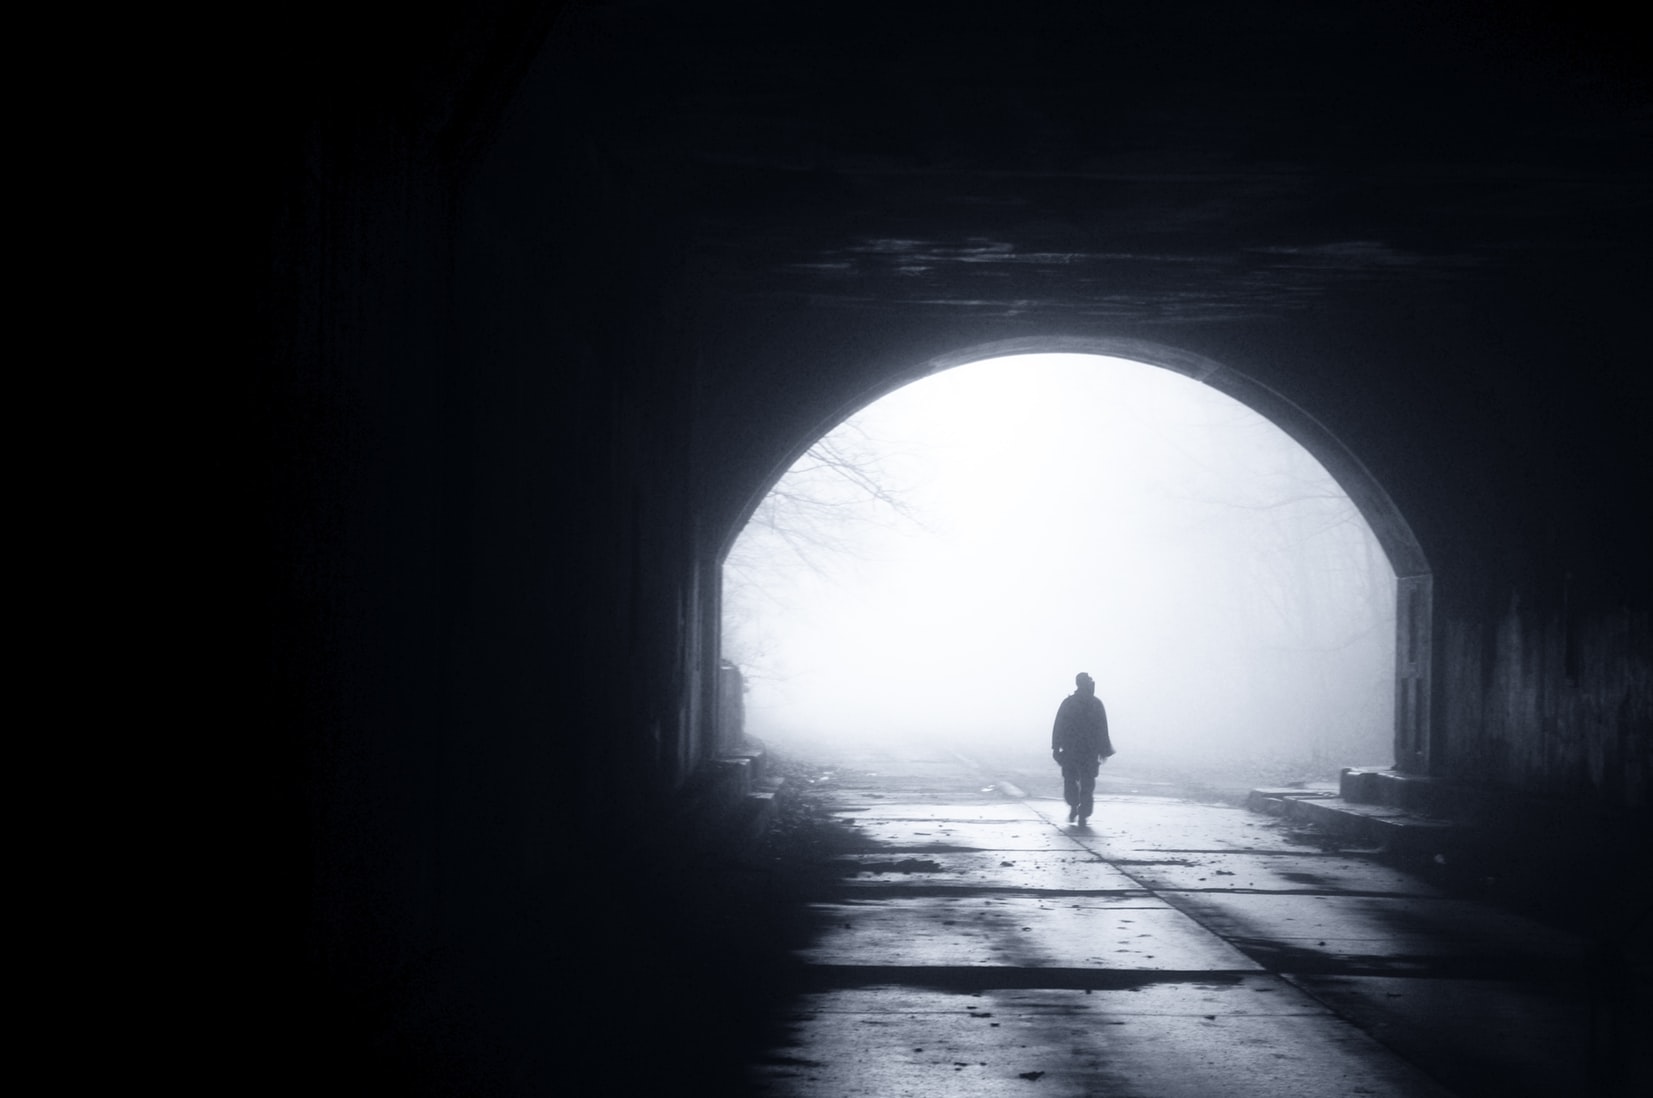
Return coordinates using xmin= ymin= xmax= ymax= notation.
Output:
xmin=587 ymin=2 xmax=1643 ymax=318
xmin=559 ymin=0 xmax=1645 ymax=590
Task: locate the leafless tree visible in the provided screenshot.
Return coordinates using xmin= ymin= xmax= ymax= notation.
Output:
xmin=727 ymin=418 xmax=923 ymax=583
xmin=722 ymin=417 xmax=924 ymax=677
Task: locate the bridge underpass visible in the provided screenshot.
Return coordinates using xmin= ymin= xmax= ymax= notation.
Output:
xmin=742 ymin=744 xmax=1610 ymax=1097
xmin=260 ymin=3 xmax=1650 ymax=1093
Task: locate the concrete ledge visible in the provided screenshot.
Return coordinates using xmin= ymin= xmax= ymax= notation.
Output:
xmin=1339 ymin=767 xmax=1482 ymax=817
xmin=1245 ymin=786 xmax=1338 ymax=815
xmin=1335 ymin=767 xmax=1636 ymax=838
xmin=672 ymin=743 xmax=796 ymax=861
xmin=725 ymin=778 xmax=791 ymax=849
xmin=1249 ymin=784 xmax=1476 ymax=856
xmin=1250 ymin=773 xmax=1653 ymax=938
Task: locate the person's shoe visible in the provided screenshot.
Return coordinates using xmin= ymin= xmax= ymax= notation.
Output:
xmin=1067 ymin=806 xmax=1078 ymax=822
xmin=1077 ymin=815 xmax=1089 ymax=827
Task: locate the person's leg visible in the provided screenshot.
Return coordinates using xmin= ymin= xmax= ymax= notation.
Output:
xmin=1077 ymin=763 xmax=1098 ymax=823
xmin=1061 ymin=763 xmax=1080 ymax=819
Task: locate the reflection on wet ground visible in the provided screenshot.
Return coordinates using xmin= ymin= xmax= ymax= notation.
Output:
xmin=744 ymin=745 xmax=1630 ymax=1098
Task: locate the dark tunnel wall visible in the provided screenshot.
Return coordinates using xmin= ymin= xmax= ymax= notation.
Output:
xmin=260 ymin=1 xmax=1650 ymax=1089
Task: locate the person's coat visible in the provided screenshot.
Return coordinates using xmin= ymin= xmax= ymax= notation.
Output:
xmin=1052 ymin=690 xmax=1114 ymax=763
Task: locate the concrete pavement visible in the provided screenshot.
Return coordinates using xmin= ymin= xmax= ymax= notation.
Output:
xmin=743 ymin=745 xmax=1644 ymax=1097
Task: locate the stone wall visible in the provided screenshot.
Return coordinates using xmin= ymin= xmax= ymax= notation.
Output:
xmin=1441 ymin=601 xmax=1651 ymax=811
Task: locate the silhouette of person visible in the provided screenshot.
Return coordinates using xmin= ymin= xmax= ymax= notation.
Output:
xmin=1052 ymin=672 xmax=1114 ymax=826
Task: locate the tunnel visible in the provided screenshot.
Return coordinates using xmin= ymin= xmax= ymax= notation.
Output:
xmin=259 ymin=2 xmax=1649 ymax=1092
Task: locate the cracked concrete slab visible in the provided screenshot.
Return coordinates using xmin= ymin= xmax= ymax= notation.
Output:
xmin=831 ymin=850 xmax=1142 ymax=892
xmin=1287 ymin=974 xmax=1599 ymax=1097
xmin=832 ymin=815 xmax=1097 ymax=852
xmin=799 ymin=895 xmax=1263 ymax=971
xmin=827 ymin=802 xmax=1045 ymax=821
xmin=751 ymin=749 xmax=1615 ymax=1095
xmin=1112 ymin=850 xmax=1447 ymax=896
xmin=1158 ymin=891 xmax=1588 ymax=972
xmin=751 ymin=984 xmax=1457 ymax=1097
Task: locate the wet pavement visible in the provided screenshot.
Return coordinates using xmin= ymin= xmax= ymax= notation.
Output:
xmin=746 ymin=744 xmax=1643 ymax=1097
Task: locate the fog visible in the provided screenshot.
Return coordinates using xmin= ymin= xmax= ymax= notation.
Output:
xmin=723 ymin=354 xmax=1396 ymax=789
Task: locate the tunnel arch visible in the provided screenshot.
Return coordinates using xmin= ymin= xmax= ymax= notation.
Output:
xmin=719 ymin=335 xmax=1436 ymax=773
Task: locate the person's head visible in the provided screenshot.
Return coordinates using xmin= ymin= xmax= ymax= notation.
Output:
xmin=1075 ymin=672 xmax=1094 ymax=694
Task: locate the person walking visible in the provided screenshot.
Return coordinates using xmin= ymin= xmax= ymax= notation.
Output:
xmin=1052 ymin=672 xmax=1114 ymax=826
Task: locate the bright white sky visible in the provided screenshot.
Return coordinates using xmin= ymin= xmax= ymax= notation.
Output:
xmin=724 ymin=353 xmax=1396 ymax=782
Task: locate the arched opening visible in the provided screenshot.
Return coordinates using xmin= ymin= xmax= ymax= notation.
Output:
xmin=721 ymin=340 xmax=1433 ymax=786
